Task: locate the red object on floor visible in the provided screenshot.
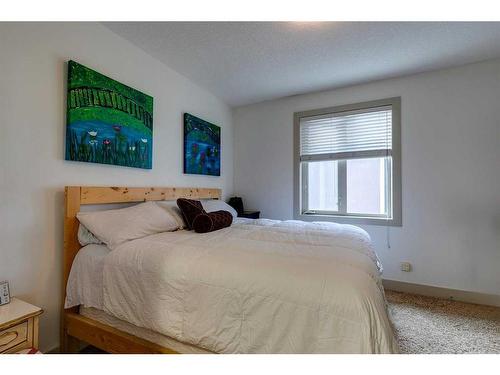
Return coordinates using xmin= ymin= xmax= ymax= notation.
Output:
xmin=15 ymin=347 xmax=41 ymax=354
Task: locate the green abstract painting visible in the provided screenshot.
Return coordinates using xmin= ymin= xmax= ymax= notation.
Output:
xmin=65 ymin=60 xmax=153 ymax=169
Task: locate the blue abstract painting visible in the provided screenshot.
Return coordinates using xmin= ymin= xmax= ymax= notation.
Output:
xmin=184 ymin=113 xmax=221 ymax=176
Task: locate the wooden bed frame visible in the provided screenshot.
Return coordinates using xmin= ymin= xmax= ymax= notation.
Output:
xmin=61 ymin=186 xmax=221 ymax=354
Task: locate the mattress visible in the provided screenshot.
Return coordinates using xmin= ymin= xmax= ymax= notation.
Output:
xmin=66 ymin=218 xmax=397 ymax=353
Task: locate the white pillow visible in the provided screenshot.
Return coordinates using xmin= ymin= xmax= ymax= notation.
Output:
xmin=156 ymin=201 xmax=186 ymax=229
xmin=78 ymin=224 xmax=103 ymax=246
xmin=76 ymin=201 xmax=179 ymax=250
xmin=201 ymin=199 xmax=238 ymax=219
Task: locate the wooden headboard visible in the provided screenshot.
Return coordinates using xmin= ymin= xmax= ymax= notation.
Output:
xmin=62 ymin=186 xmax=221 ymax=309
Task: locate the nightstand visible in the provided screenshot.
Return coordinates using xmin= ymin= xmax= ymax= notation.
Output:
xmin=239 ymin=210 xmax=260 ymax=219
xmin=0 ymin=298 xmax=43 ymax=353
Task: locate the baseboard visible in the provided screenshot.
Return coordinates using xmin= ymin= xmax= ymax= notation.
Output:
xmin=383 ymin=279 xmax=500 ymax=307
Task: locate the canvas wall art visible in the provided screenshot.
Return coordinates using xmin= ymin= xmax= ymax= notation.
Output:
xmin=65 ymin=60 xmax=153 ymax=169
xmin=184 ymin=113 xmax=221 ymax=176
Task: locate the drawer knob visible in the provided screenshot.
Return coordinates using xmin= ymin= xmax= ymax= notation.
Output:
xmin=0 ymin=331 xmax=19 ymax=348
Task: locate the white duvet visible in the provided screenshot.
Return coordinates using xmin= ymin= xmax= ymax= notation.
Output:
xmin=100 ymin=218 xmax=398 ymax=353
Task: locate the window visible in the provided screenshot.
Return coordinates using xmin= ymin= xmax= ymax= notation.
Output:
xmin=294 ymin=97 xmax=401 ymax=226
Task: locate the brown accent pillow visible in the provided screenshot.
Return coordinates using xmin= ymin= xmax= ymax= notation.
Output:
xmin=176 ymin=198 xmax=205 ymax=230
xmin=192 ymin=210 xmax=233 ymax=233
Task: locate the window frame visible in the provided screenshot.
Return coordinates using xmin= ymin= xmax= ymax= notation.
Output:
xmin=293 ymin=97 xmax=402 ymax=226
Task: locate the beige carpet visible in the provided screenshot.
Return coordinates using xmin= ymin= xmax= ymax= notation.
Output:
xmin=386 ymin=290 xmax=500 ymax=354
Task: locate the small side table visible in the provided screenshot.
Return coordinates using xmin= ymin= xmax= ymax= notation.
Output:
xmin=0 ymin=298 xmax=43 ymax=353
xmin=239 ymin=210 xmax=260 ymax=219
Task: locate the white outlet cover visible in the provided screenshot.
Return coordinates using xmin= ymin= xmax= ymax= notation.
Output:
xmin=400 ymin=262 xmax=412 ymax=272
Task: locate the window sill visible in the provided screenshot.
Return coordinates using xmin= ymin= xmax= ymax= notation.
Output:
xmin=295 ymin=212 xmax=402 ymax=227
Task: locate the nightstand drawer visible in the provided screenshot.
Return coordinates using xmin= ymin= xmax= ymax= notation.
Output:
xmin=0 ymin=321 xmax=28 ymax=353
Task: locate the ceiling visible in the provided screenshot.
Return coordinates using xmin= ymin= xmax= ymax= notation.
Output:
xmin=103 ymin=22 xmax=500 ymax=107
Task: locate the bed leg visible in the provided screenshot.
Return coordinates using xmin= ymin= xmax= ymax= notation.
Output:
xmin=61 ymin=328 xmax=80 ymax=353
xmin=60 ymin=327 xmax=69 ymax=353
xmin=62 ymin=333 xmax=80 ymax=353
xmin=67 ymin=335 xmax=81 ymax=353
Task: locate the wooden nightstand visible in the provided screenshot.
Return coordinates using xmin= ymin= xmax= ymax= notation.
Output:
xmin=0 ymin=298 xmax=43 ymax=353
xmin=239 ymin=210 xmax=260 ymax=219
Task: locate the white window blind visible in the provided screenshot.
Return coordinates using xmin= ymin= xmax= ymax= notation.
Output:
xmin=300 ymin=105 xmax=392 ymax=161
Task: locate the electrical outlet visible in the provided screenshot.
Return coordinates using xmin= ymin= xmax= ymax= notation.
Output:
xmin=400 ymin=262 xmax=412 ymax=272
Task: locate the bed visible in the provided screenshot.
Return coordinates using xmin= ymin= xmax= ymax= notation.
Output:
xmin=61 ymin=186 xmax=398 ymax=354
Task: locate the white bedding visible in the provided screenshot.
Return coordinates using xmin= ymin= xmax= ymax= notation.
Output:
xmin=65 ymin=244 xmax=109 ymax=310
xmin=85 ymin=218 xmax=398 ymax=353
xmin=66 ymin=244 xmax=211 ymax=353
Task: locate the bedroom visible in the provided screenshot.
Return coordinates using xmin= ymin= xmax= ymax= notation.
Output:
xmin=1 ymin=1 xmax=499 ymax=373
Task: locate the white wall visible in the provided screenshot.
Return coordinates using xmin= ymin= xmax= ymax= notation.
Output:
xmin=0 ymin=23 xmax=234 ymax=352
xmin=234 ymin=60 xmax=500 ymax=298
